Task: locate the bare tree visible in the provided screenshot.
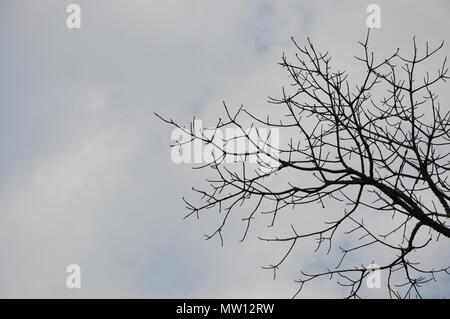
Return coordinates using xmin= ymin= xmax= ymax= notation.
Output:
xmin=157 ymin=31 xmax=450 ymax=298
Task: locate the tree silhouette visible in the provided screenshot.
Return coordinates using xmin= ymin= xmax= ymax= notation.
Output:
xmin=157 ymin=31 xmax=450 ymax=298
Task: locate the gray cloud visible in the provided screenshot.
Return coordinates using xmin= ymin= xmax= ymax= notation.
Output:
xmin=0 ymin=0 xmax=448 ymax=298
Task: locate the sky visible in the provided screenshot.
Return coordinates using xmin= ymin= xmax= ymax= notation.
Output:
xmin=0 ymin=0 xmax=449 ymax=298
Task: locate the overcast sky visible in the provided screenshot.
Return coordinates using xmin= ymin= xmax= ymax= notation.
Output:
xmin=0 ymin=0 xmax=449 ymax=298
